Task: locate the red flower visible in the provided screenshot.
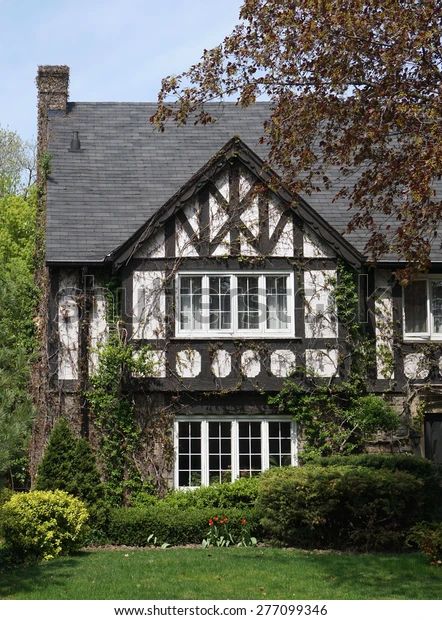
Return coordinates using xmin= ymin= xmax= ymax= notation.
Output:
xmin=213 ymin=515 xmax=219 ymax=521
xmin=208 ymin=519 xmax=213 ymax=527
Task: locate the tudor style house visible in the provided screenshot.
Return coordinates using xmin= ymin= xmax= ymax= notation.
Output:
xmin=35 ymin=66 xmax=442 ymax=486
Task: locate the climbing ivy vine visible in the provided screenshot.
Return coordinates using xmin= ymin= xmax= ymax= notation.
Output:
xmin=87 ymin=334 xmax=154 ymax=505
xmin=270 ymin=261 xmax=399 ymax=459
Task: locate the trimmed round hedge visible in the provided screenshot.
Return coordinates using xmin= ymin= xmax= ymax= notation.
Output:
xmin=257 ymin=465 xmax=434 ymax=551
xmin=305 ymin=453 xmax=440 ymax=479
xmin=0 ymin=490 xmax=89 ymax=561
xmin=305 ymin=454 xmax=442 ymax=520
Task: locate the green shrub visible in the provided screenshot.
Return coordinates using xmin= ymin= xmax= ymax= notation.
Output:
xmin=129 ymin=492 xmax=159 ymax=509
xmin=0 ymin=490 xmax=88 ymax=560
xmin=407 ymin=522 xmax=442 ymax=565
xmin=306 ymin=453 xmax=438 ymax=478
xmin=36 ymin=418 xmax=104 ymax=506
xmin=165 ymin=477 xmax=259 ymax=510
xmin=106 ymin=506 xmax=261 ymax=547
xmin=304 ymin=454 xmax=442 ymax=519
xmin=257 ymin=465 xmax=429 ymax=550
xmin=131 ymin=477 xmax=260 ymax=511
xmin=0 ymin=487 xmax=13 ymax=507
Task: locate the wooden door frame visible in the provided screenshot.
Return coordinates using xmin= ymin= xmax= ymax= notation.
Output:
xmin=424 ymin=413 xmax=442 ymax=461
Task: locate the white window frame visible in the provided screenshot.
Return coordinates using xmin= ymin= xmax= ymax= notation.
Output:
xmin=403 ymin=277 xmax=442 ymax=342
xmin=175 ymin=271 xmax=295 ymax=339
xmin=173 ymin=416 xmax=298 ymax=489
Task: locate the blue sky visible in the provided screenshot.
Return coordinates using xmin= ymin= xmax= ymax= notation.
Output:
xmin=0 ymin=0 xmax=243 ymax=143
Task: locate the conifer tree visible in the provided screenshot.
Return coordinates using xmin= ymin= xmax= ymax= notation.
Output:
xmin=36 ymin=418 xmax=103 ymax=505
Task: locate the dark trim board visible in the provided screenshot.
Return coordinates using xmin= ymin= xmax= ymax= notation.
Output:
xmin=128 ymin=257 xmax=338 ymax=271
xmin=159 ymin=390 xmax=278 ymax=417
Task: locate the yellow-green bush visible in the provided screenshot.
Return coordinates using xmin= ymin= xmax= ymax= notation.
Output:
xmin=0 ymin=490 xmax=88 ymax=560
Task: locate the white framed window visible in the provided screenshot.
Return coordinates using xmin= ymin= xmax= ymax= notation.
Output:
xmin=174 ymin=417 xmax=298 ymax=488
xmin=179 ymin=276 xmax=203 ymax=331
xmin=176 ymin=272 xmax=295 ymax=338
xmin=403 ymin=278 xmax=442 ymax=341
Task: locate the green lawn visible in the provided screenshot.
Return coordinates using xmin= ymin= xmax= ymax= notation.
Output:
xmin=1 ymin=548 xmax=441 ymax=600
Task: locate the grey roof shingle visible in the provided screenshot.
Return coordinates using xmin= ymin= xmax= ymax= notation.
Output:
xmin=46 ymin=102 xmax=442 ymax=264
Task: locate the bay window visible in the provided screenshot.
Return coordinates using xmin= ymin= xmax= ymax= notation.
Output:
xmin=403 ymin=278 xmax=442 ymax=340
xmin=175 ymin=417 xmax=297 ymax=488
xmin=176 ymin=272 xmax=294 ymax=337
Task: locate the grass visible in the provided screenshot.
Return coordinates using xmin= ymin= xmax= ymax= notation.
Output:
xmin=0 ymin=548 xmax=441 ymax=599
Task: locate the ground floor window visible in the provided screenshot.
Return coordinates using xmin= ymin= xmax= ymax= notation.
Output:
xmin=174 ymin=417 xmax=297 ymax=488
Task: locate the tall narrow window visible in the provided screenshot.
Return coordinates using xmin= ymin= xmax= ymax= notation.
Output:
xmin=266 ymin=276 xmax=289 ymax=330
xmin=268 ymin=421 xmax=292 ymax=467
xmin=238 ymin=421 xmax=262 ymax=477
xmin=179 ymin=276 xmax=202 ymax=331
xmin=238 ymin=276 xmax=260 ymax=330
xmin=209 ymin=276 xmax=231 ymax=330
xmin=432 ymin=281 xmax=442 ymax=335
xmin=208 ymin=421 xmax=231 ymax=483
xmin=177 ymin=421 xmax=202 ymax=487
xmin=404 ymin=281 xmax=428 ymax=334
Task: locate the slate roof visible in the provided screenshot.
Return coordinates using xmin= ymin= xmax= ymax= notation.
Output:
xmin=46 ymin=101 xmax=441 ymax=264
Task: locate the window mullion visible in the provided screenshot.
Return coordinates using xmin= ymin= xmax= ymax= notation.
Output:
xmin=201 ymin=420 xmax=209 ymax=486
xmin=291 ymin=421 xmax=298 ymax=466
xmin=261 ymin=420 xmax=269 ymax=471
xmin=261 ymin=274 xmax=266 ymax=334
xmin=428 ymin=279 xmax=433 ymax=338
xmin=202 ymin=275 xmax=208 ymax=334
xmin=290 ymin=273 xmax=295 ymax=336
xmin=173 ymin=419 xmax=179 ymax=488
xmin=176 ymin=276 xmax=181 ymax=335
xmin=231 ymin=419 xmax=239 ymax=481
xmin=232 ymin=275 xmax=238 ymax=334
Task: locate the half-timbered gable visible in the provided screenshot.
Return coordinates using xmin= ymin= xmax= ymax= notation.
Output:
xmin=38 ymin=66 xmax=442 ymax=482
xmin=109 ymin=138 xmax=364 ymax=401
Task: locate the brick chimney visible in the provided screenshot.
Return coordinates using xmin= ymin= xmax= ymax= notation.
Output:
xmin=36 ymin=65 xmax=69 ymax=170
xmin=30 ymin=65 xmax=70 ymax=481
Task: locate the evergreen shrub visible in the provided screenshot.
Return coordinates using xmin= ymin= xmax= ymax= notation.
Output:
xmin=131 ymin=476 xmax=259 ymax=511
xmin=305 ymin=454 xmax=442 ymax=518
xmin=36 ymin=418 xmax=104 ymax=505
xmin=106 ymin=506 xmax=261 ymax=547
xmin=0 ymin=490 xmax=88 ymax=560
xmin=306 ymin=453 xmax=439 ymax=478
xmin=257 ymin=465 xmax=431 ymax=550
xmin=36 ymin=418 xmax=110 ymax=541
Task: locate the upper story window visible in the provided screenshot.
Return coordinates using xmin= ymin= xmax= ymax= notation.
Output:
xmin=176 ymin=272 xmax=295 ymax=338
xmin=403 ymin=278 xmax=442 ymax=340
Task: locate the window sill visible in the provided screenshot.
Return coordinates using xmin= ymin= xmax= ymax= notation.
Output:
xmin=403 ymin=336 xmax=442 ymax=343
xmin=172 ymin=334 xmax=301 ymax=340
